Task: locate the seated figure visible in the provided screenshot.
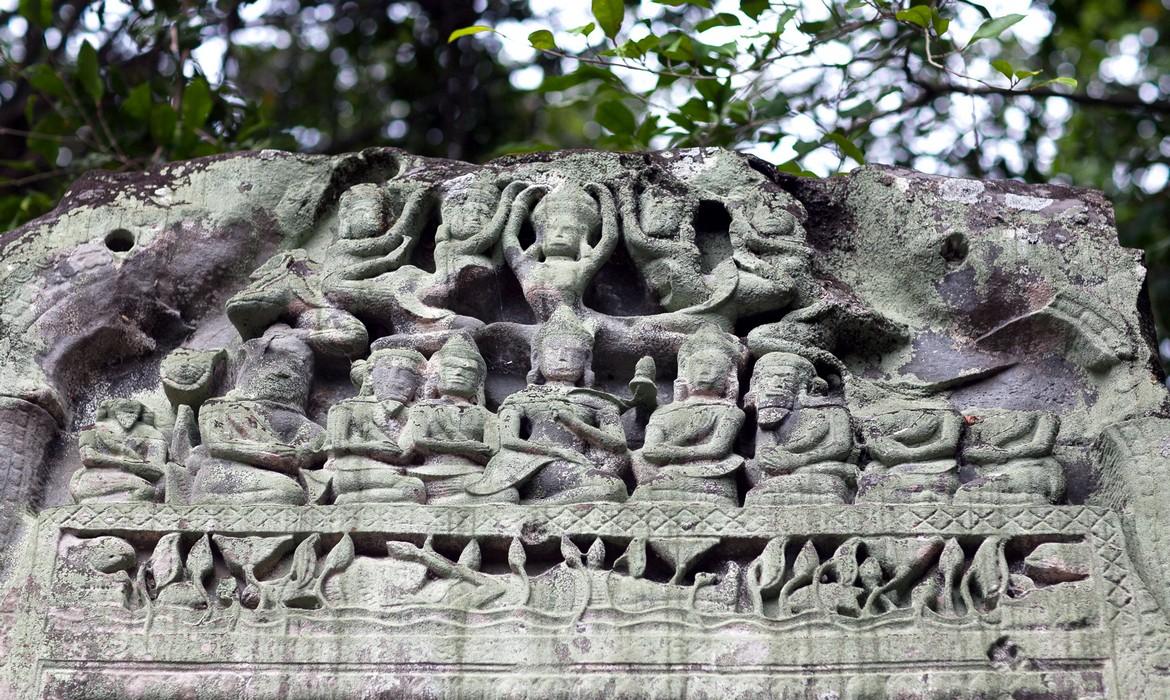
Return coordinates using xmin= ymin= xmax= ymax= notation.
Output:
xmin=70 ymin=399 xmax=166 ymax=503
xmin=402 ymin=335 xmax=511 ymax=504
xmin=954 ymin=410 xmax=1065 ymax=504
xmin=631 ymin=326 xmax=744 ymax=506
xmin=326 ymin=348 xmax=429 ymax=504
xmin=190 ymin=325 xmax=326 ymax=505
xmin=856 ymin=406 xmax=961 ymax=503
xmin=744 ymin=352 xmax=858 ymax=505
xmin=467 ymin=306 xmax=629 ymax=504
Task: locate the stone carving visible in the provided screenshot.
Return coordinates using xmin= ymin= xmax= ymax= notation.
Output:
xmin=189 ymin=325 xmax=328 ymax=505
xmin=955 ymin=410 xmax=1065 ymax=504
xmin=325 ymin=347 xmax=428 ymax=504
xmin=857 ymin=406 xmax=962 ymax=503
xmin=503 ymin=182 xmax=619 ymax=320
xmin=52 ymin=527 xmax=1094 ymax=635
xmin=744 ymin=352 xmax=857 ymax=505
xmin=5 ymin=147 xmax=1170 ymax=697
xmin=631 ymin=325 xmax=744 ymax=505
xmin=468 ymin=307 xmax=628 ymax=503
xmin=402 ymin=335 xmax=504 ymax=504
xmin=70 ymin=399 xmax=167 ymax=503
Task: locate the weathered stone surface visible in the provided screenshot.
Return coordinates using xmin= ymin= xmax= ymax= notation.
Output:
xmin=1 ymin=147 xmax=1168 ymax=697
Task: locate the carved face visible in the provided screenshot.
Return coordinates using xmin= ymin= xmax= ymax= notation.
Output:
xmin=339 ymin=195 xmax=384 ymax=240
xmin=640 ymin=195 xmax=684 ymax=237
xmin=683 ymin=350 xmax=732 ymax=396
xmin=108 ymin=399 xmax=143 ymax=431
xmin=542 ymin=214 xmax=589 ymax=259
xmin=443 ymin=199 xmax=493 ymax=240
xmin=538 ymin=335 xmax=590 ymax=384
xmin=370 ymin=357 xmax=423 ymax=403
xmin=750 ymin=203 xmax=797 ymax=238
xmin=751 ymin=362 xmax=807 ymax=411
xmin=436 ymin=354 xmax=485 ymax=399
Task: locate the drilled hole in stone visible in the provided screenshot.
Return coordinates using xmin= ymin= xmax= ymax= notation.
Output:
xmin=940 ymin=231 xmax=968 ymax=267
xmin=104 ymin=229 xmax=135 ymax=252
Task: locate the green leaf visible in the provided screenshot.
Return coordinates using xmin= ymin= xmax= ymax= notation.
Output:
xmin=447 ymin=25 xmax=493 ymax=43
xmin=24 ymin=64 xmax=67 ymax=98
xmin=18 ymin=0 xmax=52 ymax=27
xmin=28 ymin=113 xmax=66 ymax=162
xmin=678 ymin=97 xmax=712 ymax=123
xmin=595 ymin=99 xmax=636 ymax=135
xmin=991 ymin=59 xmax=1014 ymax=79
xmin=826 ymin=131 xmax=865 ymax=163
xmin=1013 ymin=69 xmax=1041 ymax=80
xmin=968 ymin=13 xmax=1026 ymax=45
xmin=895 ymin=7 xmax=932 ymax=28
xmin=696 ymin=13 xmax=740 ymax=32
xmin=755 ymin=93 xmax=788 ymax=119
xmin=528 ymin=29 xmax=557 ymax=51
xmin=150 ymin=103 xmax=178 ymax=146
xmin=77 ymin=40 xmax=103 ymax=103
xmin=570 ymin=22 xmax=596 ymax=36
xmin=592 ymin=0 xmax=624 ymax=39
xmin=740 ymin=0 xmax=768 ymax=20
xmin=1039 ymin=76 xmax=1078 ymax=89
xmin=539 ymin=64 xmax=623 ymax=92
xmin=182 ymin=77 xmax=213 ymax=129
xmin=122 ymin=83 xmax=152 ymax=120
xmin=932 ymin=10 xmax=950 ymax=35
xmin=776 ymin=159 xmax=817 ymax=177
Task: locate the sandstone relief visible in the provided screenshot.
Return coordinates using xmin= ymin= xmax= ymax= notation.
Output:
xmin=1 ymin=147 xmax=1169 ymax=697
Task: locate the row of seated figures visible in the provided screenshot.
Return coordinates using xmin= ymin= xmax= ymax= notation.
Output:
xmin=70 ymin=304 xmax=1065 ymax=509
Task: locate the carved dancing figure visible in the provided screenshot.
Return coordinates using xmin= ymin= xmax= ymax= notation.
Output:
xmin=954 ymin=410 xmax=1065 ymax=504
xmin=631 ymin=325 xmax=744 ymax=506
xmin=324 ymin=181 xmax=434 ymax=284
xmin=467 ymin=306 xmax=629 ymax=503
xmin=70 ymin=399 xmax=166 ymax=503
xmin=743 ymin=352 xmax=858 ymax=505
xmin=618 ymin=182 xmax=710 ymax=312
xmin=401 ymin=335 xmax=511 ymax=504
xmin=502 ymin=182 xmax=619 ymax=320
xmin=325 ymin=347 xmax=429 ymax=504
xmin=724 ymin=188 xmax=811 ymax=319
xmin=856 ymin=406 xmax=961 ymax=503
xmin=434 ymin=179 xmax=525 ymax=281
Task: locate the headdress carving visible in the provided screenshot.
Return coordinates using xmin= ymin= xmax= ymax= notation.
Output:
xmin=676 ymin=325 xmax=743 ymax=402
xmin=529 ymin=306 xmax=595 ymax=385
xmin=531 ymin=182 xmax=600 ymax=232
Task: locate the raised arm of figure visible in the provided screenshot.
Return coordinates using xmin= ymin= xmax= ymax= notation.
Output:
xmin=459 ymin=181 xmax=527 ymax=256
xmin=501 ymin=185 xmax=544 ymax=271
xmin=582 ymin=183 xmax=619 ymax=279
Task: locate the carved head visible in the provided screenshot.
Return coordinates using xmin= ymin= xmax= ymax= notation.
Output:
xmin=639 ymin=189 xmax=689 ymax=238
xmin=429 ymin=335 xmax=487 ymax=401
xmin=440 ymin=180 xmax=498 ymax=240
xmin=338 ymin=183 xmax=386 ymax=239
xmin=353 ymin=347 xmax=426 ymax=403
xmin=676 ymin=325 xmax=741 ymax=402
xmin=532 ymin=183 xmax=599 ymax=259
xmin=234 ymin=324 xmax=315 ymax=405
xmin=95 ymin=398 xmax=150 ymax=432
xmin=746 ymin=352 xmax=825 ymax=426
xmin=530 ymin=306 xmax=594 ymax=386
